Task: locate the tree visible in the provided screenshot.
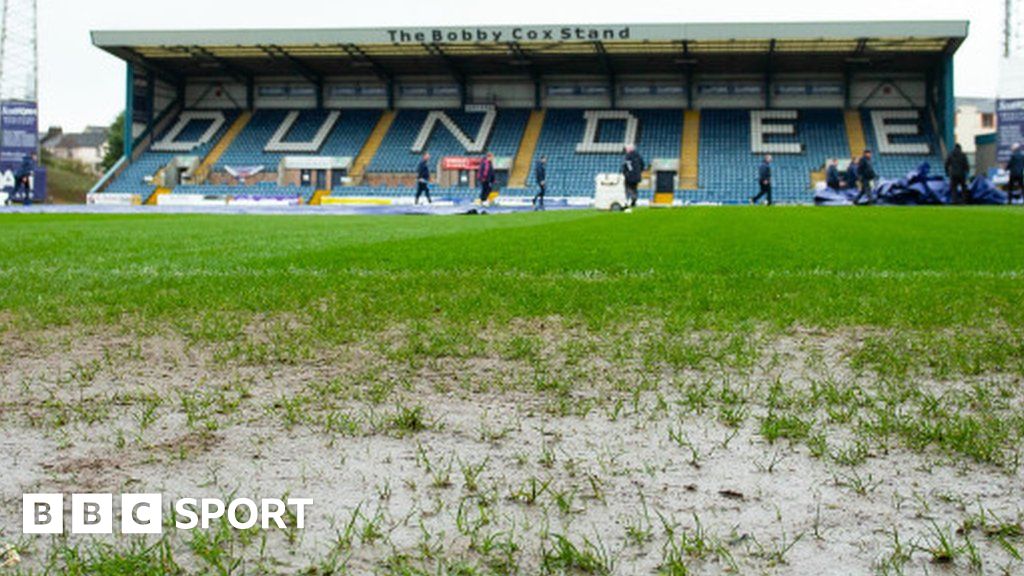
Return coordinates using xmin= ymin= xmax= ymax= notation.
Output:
xmin=101 ymin=113 xmax=125 ymax=172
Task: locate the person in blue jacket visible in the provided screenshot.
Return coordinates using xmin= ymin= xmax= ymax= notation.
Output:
xmin=532 ymin=155 xmax=547 ymax=210
xmin=945 ymin=144 xmax=971 ymax=204
xmin=854 ymin=149 xmax=877 ymax=205
xmin=751 ymin=154 xmax=773 ymax=205
xmin=844 ymin=157 xmax=859 ymax=190
xmin=621 ymin=145 xmax=645 ymax=208
xmin=415 ymin=152 xmax=432 ymax=205
xmin=825 ymin=158 xmax=841 ymax=190
xmin=1008 ymin=143 xmax=1024 ymax=205
xmin=478 ymin=152 xmax=496 ymax=204
xmin=13 ymin=153 xmax=36 ymax=206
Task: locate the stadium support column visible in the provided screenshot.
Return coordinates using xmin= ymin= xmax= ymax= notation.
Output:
xmin=146 ymin=70 xmax=155 ymax=127
xmin=124 ymin=61 xmax=135 ymax=159
xmin=843 ymin=67 xmax=852 ymax=109
xmin=246 ymin=76 xmax=255 ymax=111
xmin=941 ymin=53 xmax=955 ymax=155
xmin=685 ymin=67 xmax=693 ymax=110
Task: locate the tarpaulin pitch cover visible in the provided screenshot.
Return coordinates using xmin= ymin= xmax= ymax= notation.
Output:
xmin=814 ymin=163 xmax=1008 ymax=206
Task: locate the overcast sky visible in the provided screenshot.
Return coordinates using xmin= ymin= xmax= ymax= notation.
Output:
xmin=35 ymin=0 xmax=1007 ymax=131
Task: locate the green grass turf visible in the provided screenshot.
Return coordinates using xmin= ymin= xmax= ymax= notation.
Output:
xmin=5 ymin=207 xmax=1024 ymax=575
xmin=1 ymin=207 xmax=1023 ymax=333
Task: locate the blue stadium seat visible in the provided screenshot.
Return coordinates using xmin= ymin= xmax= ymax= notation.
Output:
xmin=106 ymin=110 xmax=240 ymax=196
xmin=216 ymin=109 xmax=381 ymax=171
xmin=861 ymin=109 xmax=944 ymax=180
xmin=512 ymin=109 xmax=682 ymax=198
xmin=693 ymin=109 xmax=848 ymax=204
xmin=109 ymin=107 xmax=942 ymax=205
xmin=368 ymin=109 xmax=529 ymax=173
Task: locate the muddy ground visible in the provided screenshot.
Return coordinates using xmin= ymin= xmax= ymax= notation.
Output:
xmin=0 ymin=322 xmax=1022 ymax=575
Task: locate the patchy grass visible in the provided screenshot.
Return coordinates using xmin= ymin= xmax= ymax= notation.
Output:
xmin=4 ymin=207 xmax=1024 ymax=574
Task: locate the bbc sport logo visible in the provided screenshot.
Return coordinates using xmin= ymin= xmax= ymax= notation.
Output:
xmin=23 ymin=494 xmax=313 ymax=535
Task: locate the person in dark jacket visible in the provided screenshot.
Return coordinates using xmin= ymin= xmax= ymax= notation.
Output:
xmin=854 ymin=149 xmax=877 ymax=205
xmin=945 ymin=144 xmax=971 ymax=204
xmin=825 ymin=158 xmax=841 ymax=190
xmin=13 ymin=153 xmax=35 ymax=205
xmin=415 ymin=152 xmax=432 ymax=205
xmin=844 ymin=157 xmax=859 ymax=189
xmin=532 ymin=155 xmax=548 ymax=210
xmin=1007 ymin=143 xmax=1024 ymax=205
xmin=751 ymin=154 xmax=773 ymax=205
xmin=622 ymin=145 xmax=644 ymax=208
xmin=478 ymin=152 xmax=496 ymax=204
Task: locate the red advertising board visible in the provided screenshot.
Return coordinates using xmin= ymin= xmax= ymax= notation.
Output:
xmin=441 ymin=156 xmax=482 ymax=171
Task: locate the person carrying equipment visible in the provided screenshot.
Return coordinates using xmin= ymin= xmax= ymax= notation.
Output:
xmin=826 ymin=158 xmax=841 ymax=190
xmin=854 ymin=149 xmax=877 ymax=205
xmin=844 ymin=157 xmax=859 ymax=190
xmin=621 ymin=145 xmax=644 ymax=208
xmin=532 ymin=156 xmax=548 ymax=210
xmin=478 ymin=152 xmax=496 ymax=205
xmin=415 ymin=152 xmax=432 ymax=205
xmin=945 ymin=144 xmax=971 ymax=204
xmin=1007 ymin=143 xmax=1024 ymax=205
xmin=751 ymin=154 xmax=773 ymax=205
xmin=13 ymin=153 xmax=35 ymax=206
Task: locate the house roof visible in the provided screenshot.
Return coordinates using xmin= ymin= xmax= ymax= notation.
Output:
xmin=47 ymin=130 xmax=108 ymax=150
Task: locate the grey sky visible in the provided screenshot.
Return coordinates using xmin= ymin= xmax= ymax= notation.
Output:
xmin=38 ymin=0 xmax=1006 ymax=131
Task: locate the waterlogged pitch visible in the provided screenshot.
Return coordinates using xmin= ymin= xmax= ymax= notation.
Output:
xmin=1 ymin=207 xmax=1024 ymax=575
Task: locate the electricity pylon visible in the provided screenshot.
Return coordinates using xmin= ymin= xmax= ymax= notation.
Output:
xmin=0 ymin=0 xmax=38 ymax=102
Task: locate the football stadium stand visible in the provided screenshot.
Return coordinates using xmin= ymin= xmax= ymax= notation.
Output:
xmin=105 ymin=110 xmax=239 ymax=200
xmin=90 ymin=21 xmax=967 ymax=206
xmin=216 ymin=109 xmax=381 ymax=171
xmin=517 ymin=109 xmax=682 ymax=197
xmin=695 ymin=109 xmax=850 ymax=203
xmin=368 ymin=109 xmax=529 ymax=173
xmin=861 ymin=109 xmax=944 ymax=178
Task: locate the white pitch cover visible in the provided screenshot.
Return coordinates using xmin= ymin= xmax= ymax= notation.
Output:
xmin=151 ymin=111 xmax=227 ymax=152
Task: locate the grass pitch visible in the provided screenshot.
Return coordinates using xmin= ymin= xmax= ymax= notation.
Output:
xmin=1 ymin=207 xmax=1024 ymax=575
xmin=3 ymin=207 xmax=1024 ymax=330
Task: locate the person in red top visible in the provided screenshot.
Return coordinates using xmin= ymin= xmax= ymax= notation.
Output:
xmin=478 ymin=152 xmax=496 ymax=204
